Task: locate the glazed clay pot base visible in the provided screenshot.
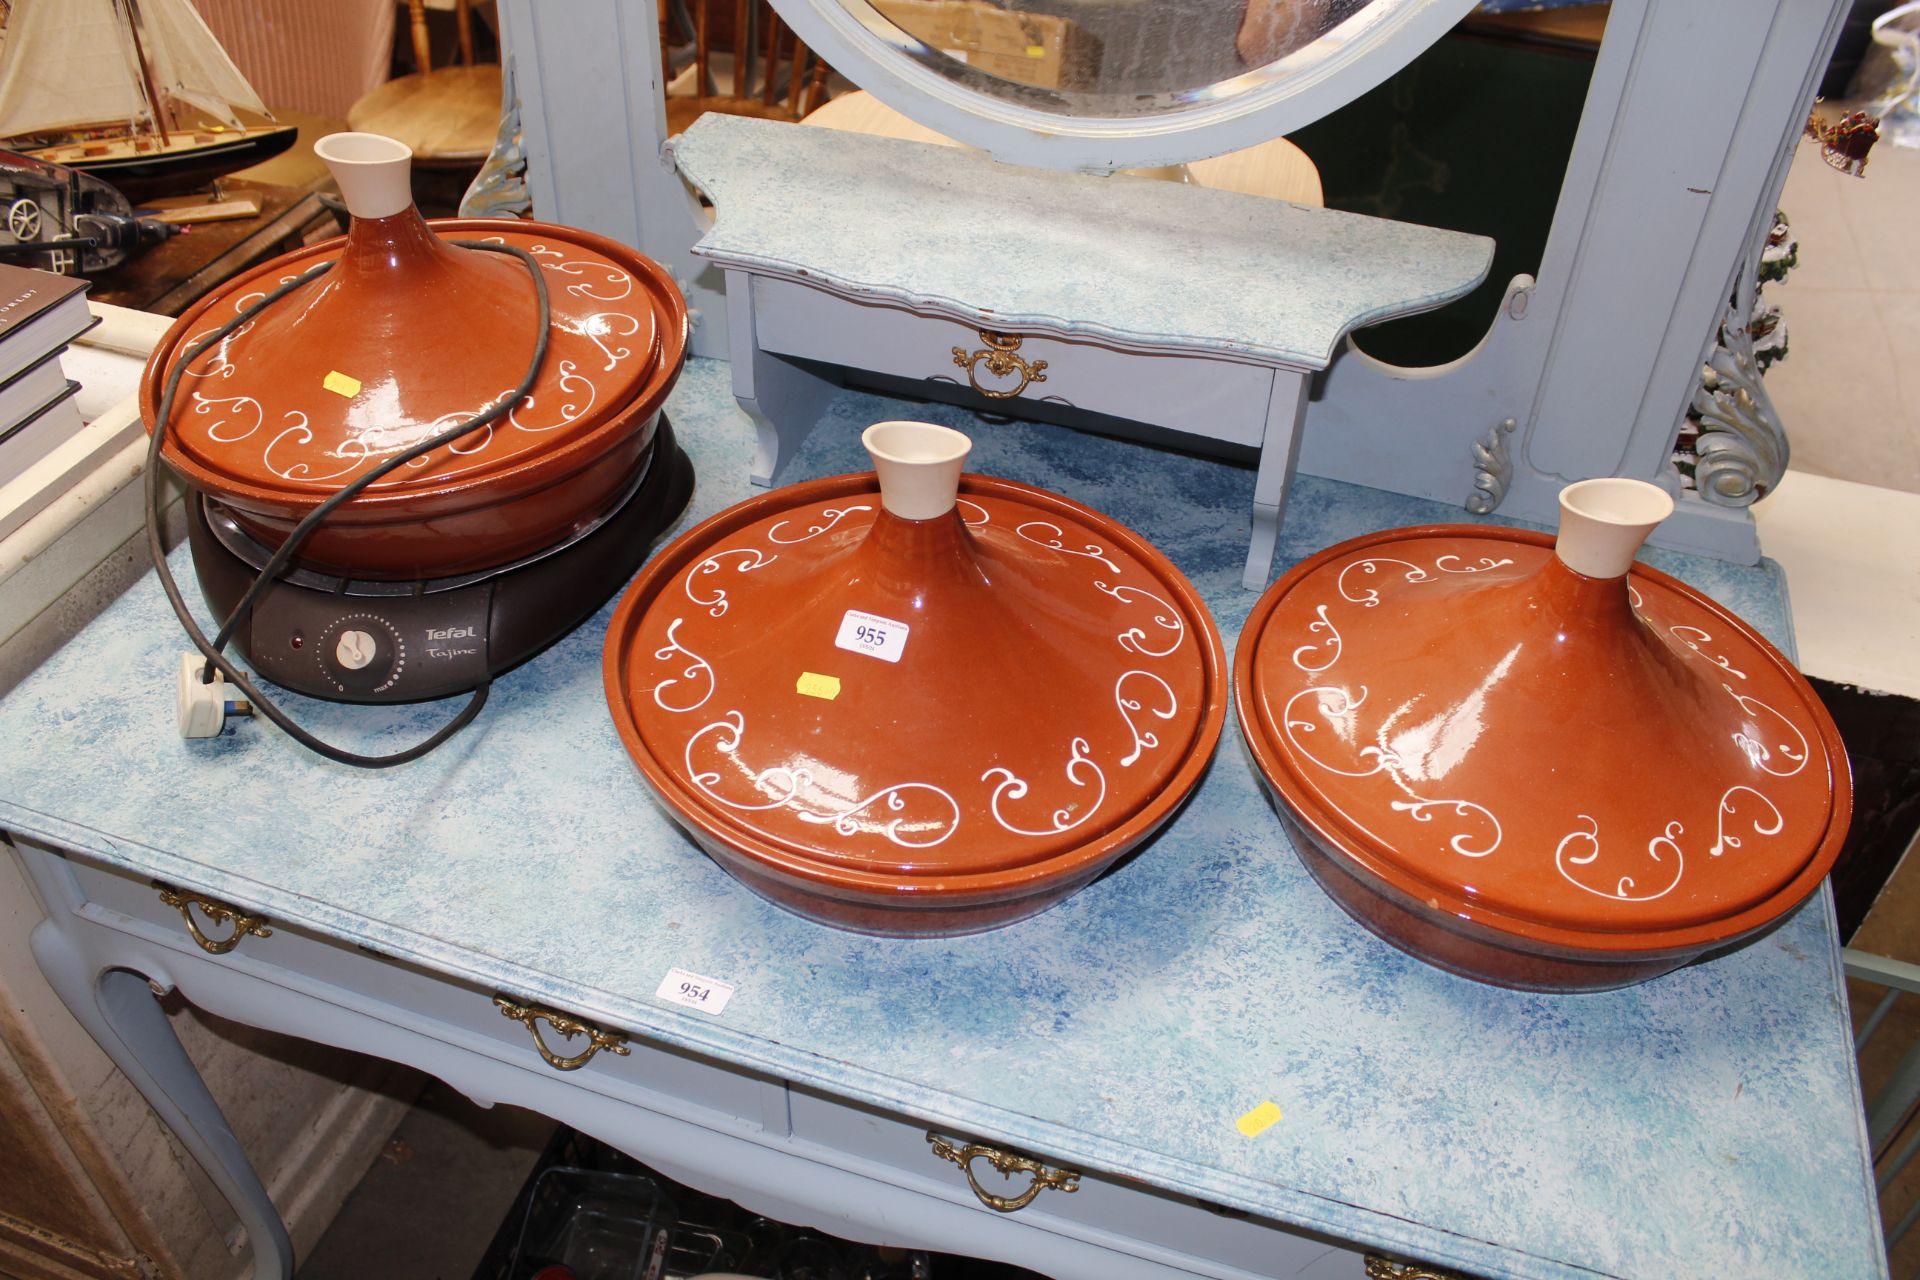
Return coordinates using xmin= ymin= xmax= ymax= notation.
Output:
xmin=1235 ymin=479 xmax=1851 ymax=991
xmin=142 ymin=131 xmax=687 ymax=580
xmin=604 ymin=421 xmax=1228 ymax=935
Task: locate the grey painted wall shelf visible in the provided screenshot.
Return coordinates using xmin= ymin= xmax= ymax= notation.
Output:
xmin=673 ymin=115 xmax=1492 ymax=587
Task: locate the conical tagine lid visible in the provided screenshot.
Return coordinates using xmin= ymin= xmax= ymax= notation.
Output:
xmin=604 ymin=422 xmax=1228 ymax=933
xmin=143 ymin=132 xmax=677 ymax=501
xmin=1235 ymin=479 xmax=1850 ymax=956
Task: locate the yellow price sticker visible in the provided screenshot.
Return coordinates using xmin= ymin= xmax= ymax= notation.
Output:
xmin=796 ymin=671 xmax=842 ymax=701
xmin=323 ymin=370 xmax=363 ymax=398
xmin=1235 ymin=1100 xmax=1283 ymax=1138
xmin=1025 ymin=44 xmax=1046 ymax=57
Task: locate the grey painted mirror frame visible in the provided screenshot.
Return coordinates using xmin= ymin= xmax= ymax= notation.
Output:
xmin=498 ymin=0 xmax=1847 ymax=565
xmin=759 ymin=0 xmax=1479 ymax=171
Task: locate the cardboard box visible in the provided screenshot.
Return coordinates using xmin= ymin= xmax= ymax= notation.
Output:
xmin=868 ymin=0 xmax=1100 ymax=91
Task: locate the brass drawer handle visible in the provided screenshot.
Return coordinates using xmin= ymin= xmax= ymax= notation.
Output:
xmin=951 ymin=330 xmax=1048 ymax=400
xmin=926 ymin=1133 xmax=1080 ymax=1212
xmin=492 ymin=996 xmax=631 ymax=1071
xmin=1365 ymin=1257 xmax=1472 ymax=1280
xmin=155 ymin=886 xmax=272 ymax=955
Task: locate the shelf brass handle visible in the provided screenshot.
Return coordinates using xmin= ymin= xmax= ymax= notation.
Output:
xmin=1365 ymin=1256 xmax=1472 ymax=1280
xmin=155 ymin=886 xmax=271 ymax=955
xmin=492 ymin=996 xmax=631 ymax=1071
xmin=926 ymin=1133 xmax=1081 ymax=1212
xmin=951 ymin=330 xmax=1048 ymax=400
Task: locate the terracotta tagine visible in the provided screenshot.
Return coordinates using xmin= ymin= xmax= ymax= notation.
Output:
xmin=604 ymin=421 xmax=1228 ymax=935
xmin=141 ymin=131 xmax=688 ymax=580
xmin=1234 ymin=478 xmax=1851 ymax=992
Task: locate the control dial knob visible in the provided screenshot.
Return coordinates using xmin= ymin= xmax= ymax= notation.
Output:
xmin=316 ymin=615 xmax=404 ymax=694
xmin=335 ymin=629 xmax=378 ymax=670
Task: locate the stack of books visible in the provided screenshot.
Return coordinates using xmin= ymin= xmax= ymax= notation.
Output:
xmin=0 ymin=262 xmax=109 ymax=541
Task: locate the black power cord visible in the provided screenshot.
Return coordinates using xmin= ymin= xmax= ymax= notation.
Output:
xmin=146 ymin=239 xmax=551 ymax=768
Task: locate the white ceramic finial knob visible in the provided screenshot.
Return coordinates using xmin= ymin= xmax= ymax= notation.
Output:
xmin=1554 ymin=478 xmax=1676 ymax=579
xmin=862 ymin=421 xmax=972 ymax=521
xmin=314 ymin=132 xmax=416 ymax=220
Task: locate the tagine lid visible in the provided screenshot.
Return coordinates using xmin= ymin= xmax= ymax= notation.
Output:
xmin=1236 ymin=479 xmax=1849 ymax=951
xmin=604 ymin=422 xmax=1228 ymax=888
xmin=144 ymin=132 xmax=674 ymax=500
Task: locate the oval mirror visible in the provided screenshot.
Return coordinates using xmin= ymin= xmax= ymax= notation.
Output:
xmin=768 ymin=0 xmax=1480 ymax=170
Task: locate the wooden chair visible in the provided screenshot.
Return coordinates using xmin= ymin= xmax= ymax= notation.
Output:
xmin=346 ymin=0 xmax=503 ymax=168
xmin=663 ymin=0 xmax=832 ymax=137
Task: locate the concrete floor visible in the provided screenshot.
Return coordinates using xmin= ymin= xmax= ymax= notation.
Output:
xmin=297 ymin=1079 xmax=554 ymax=1280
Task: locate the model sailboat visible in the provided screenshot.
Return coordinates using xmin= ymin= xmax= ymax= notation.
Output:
xmin=0 ymin=0 xmax=296 ymax=199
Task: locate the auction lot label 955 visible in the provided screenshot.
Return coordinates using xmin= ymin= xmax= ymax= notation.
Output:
xmin=834 ymin=609 xmax=910 ymax=663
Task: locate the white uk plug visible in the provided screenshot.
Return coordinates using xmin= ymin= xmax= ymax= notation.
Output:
xmin=176 ymin=653 xmax=252 ymax=739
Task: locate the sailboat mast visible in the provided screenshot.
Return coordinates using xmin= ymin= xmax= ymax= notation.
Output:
xmin=115 ymin=0 xmax=170 ymax=141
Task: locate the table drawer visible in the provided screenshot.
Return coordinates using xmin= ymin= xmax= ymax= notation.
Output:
xmin=787 ymin=1085 xmax=1364 ymax=1280
xmin=751 ymin=276 xmax=1278 ymax=448
xmin=50 ymin=849 xmax=781 ymax=1133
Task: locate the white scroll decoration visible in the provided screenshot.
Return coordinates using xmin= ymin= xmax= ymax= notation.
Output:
xmin=190 ymin=393 xmax=263 ymax=443
xmin=182 ymin=330 xmax=244 ymax=380
xmin=1290 ymin=604 xmax=1342 ymax=674
xmin=181 ymin=269 xmax=309 ymax=379
xmin=582 ymin=311 xmax=643 ymax=371
xmin=1336 ymin=553 xmax=1515 ymax=607
xmin=1554 ymin=814 xmax=1685 ymax=903
xmin=1115 ymin=670 xmax=1179 ymax=767
xmin=984 ymin=738 xmax=1107 ymax=837
xmin=1669 ymin=625 xmax=1748 ymax=680
xmin=1337 ymin=557 xmax=1431 ymax=607
xmin=1094 ymin=581 xmax=1185 ymax=658
xmin=509 ymin=360 xmax=595 ymax=433
xmin=231 ymin=272 xmax=309 ymax=315
xmin=685 ymin=713 xmax=810 ymax=812
xmin=263 ymin=412 xmax=374 ymax=482
xmin=558 ymin=262 xmax=634 ymax=303
xmin=1281 ymin=690 xmax=1497 ymax=855
xmin=1015 ymin=521 xmax=1122 ymax=573
xmin=1710 ymin=786 xmax=1785 ymax=857
xmin=1433 ymin=554 xmax=1515 ymax=576
xmin=651 ymin=618 xmax=716 ymax=713
xmin=278 ymin=387 xmax=516 ymax=481
xmin=684 ymin=713 xmax=960 ymax=848
xmin=1389 ymin=800 xmax=1502 ymax=858
xmin=529 ymin=239 xmax=633 ymax=301
xmin=794 ymin=785 xmax=962 ymax=848
xmin=1285 ymin=560 xmax=1510 ymax=860
xmin=647 ymin=495 xmax=1199 ymax=853
xmin=766 ymin=505 xmax=873 ymax=545
xmin=411 ymin=394 xmax=513 ymax=460
xmin=1727 ymin=687 xmax=1810 ymax=778
xmin=197 ymin=372 xmax=570 ymax=487
xmin=175 ymin=244 xmax=646 ymax=485
xmin=1555 ymin=783 xmax=1789 ymax=904
xmin=492 ymin=238 xmax=637 ymax=302
xmin=685 ymin=548 xmax=778 ymax=619
xmin=1281 ymin=686 xmax=1399 ymax=780
xmin=1284 ymin=548 xmax=1816 ymax=903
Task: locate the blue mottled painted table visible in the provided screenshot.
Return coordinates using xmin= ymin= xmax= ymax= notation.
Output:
xmin=0 ymin=359 xmax=1884 ymax=1279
